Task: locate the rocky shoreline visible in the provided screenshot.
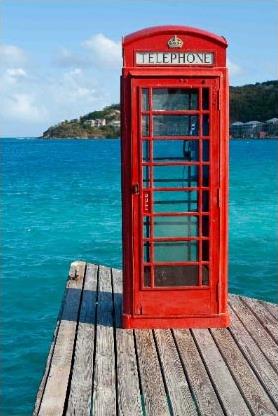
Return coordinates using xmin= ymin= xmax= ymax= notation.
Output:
xmin=41 ymin=135 xmax=119 ymax=139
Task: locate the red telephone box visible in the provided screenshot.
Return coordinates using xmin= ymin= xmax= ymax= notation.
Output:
xmin=121 ymin=26 xmax=230 ymax=328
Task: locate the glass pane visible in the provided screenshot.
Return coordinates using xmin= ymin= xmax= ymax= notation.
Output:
xmin=154 ymin=241 xmax=198 ymax=262
xmin=203 ymin=115 xmax=209 ymax=136
xmin=202 ymin=266 xmax=209 ymax=285
xmin=202 ymin=140 xmax=209 ymax=161
xmin=143 ymin=166 xmax=150 ymax=188
xmin=153 ymin=165 xmax=198 ymax=188
xmin=144 ymin=216 xmax=151 ymax=238
xmin=154 ymin=265 xmax=199 ymax=286
xmin=142 ymin=115 xmax=149 ymax=136
xmin=153 ymin=140 xmax=199 ymax=161
xmin=202 ymin=88 xmax=209 ymax=110
xmin=154 ymin=191 xmax=198 ymax=212
xmin=202 ymin=216 xmax=209 ymax=236
xmin=152 ymin=88 xmax=198 ymax=110
xmin=202 ymin=166 xmax=209 ymax=186
xmin=153 ymin=115 xmax=198 ymax=136
xmin=144 ymin=267 xmax=151 ymax=287
xmin=154 ymin=216 xmax=198 ymax=237
xmin=144 ymin=243 xmax=150 ymax=262
xmin=202 ymin=191 xmax=209 ymax=212
xmin=202 ymin=240 xmax=209 ymax=261
xmin=142 ymin=88 xmax=149 ymax=111
xmin=142 ymin=141 xmax=150 ymax=161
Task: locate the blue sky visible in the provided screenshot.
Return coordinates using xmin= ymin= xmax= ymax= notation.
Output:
xmin=1 ymin=0 xmax=277 ymax=136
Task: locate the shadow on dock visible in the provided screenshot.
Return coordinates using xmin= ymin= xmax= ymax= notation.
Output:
xmin=58 ymin=288 xmax=122 ymax=327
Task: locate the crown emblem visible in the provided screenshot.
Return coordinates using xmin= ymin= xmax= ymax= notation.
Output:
xmin=168 ymin=35 xmax=183 ymax=48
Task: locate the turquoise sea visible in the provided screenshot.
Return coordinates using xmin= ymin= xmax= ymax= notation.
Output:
xmin=1 ymin=138 xmax=278 ymax=415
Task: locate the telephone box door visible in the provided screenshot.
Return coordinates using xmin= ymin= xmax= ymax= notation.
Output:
xmin=132 ymin=77 xmax=220 ymax=317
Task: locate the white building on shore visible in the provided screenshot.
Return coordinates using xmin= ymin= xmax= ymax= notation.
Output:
xmin=108 ymin=119 xmax=121 ymax=128
xmin=230 ymin=119 xmax=278 ymax=138
xmin=84 ymin=118 xmax=106 ymax=128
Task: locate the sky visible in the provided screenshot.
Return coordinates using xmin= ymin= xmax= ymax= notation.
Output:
xmin=0 ymin=0 xmax=277 ymax=137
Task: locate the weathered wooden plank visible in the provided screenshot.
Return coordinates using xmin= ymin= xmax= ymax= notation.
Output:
xmin=65 ymin=263 xmax=98 ymax=415
xmin=92 ymin=265 xmax=117 ymax=416
xmin=38 ymin=261 xmax=86 ymax=415
xmin=241 ymin=296 xmax=278 ymax=343
xmin=112 ymin=268 xmax=142 ymax=416
xmin=154 ymin=329 xmax=198 ymax=416
xmin=35 ymin=274 xmax=76 ymax=414
xmin=228 ymin=307 xmax=278 ymax=407
xmin=173 ymin=329 xmax=224 ymax=416
xmin=229 ymin=296 xmax=278 ymax=371
xmin=33 ymin=322 xmax=60 ymax=415
xmin=192 ymin=329 xmax=251 ymax=416
xmin=211 ymin=327 xmax=278 ymax=415
xmin=34 ymin=263 xmax=83 ymax=415
xmin=135 ymin=329 xmax=169 ymax=416
xmin=260 ymin=300 xmax=278 ymax=321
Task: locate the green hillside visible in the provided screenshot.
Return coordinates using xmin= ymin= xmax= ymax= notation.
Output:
xmin=230 ymin=80 xmax=278 ymax=122
xmin=42 ymin=81 xmax=278 ymax=138
xmin=43 ymin=104 xmax=120 ymax=138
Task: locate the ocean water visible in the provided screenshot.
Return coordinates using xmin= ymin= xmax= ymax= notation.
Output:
xmin=1 ymin=138 xmax=277 ymax=415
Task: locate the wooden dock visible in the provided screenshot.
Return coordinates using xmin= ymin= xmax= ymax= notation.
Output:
xmin=34 ymin=261 xmax=278 ymax=416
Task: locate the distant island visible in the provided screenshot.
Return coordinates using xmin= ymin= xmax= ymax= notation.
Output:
xmin=42 ymin=104 xmax=120 ymax=139
xmin=42 ymin=80 xmax=278 ymax=139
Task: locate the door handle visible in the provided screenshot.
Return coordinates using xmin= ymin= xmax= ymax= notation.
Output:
xmin=132 ymin=183 xmax=139 ymax=195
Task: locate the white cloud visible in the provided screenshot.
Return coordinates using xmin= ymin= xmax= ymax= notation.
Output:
xmin=0 ymin=44 xmax=27 ymax=66
xmin=0 ymin=34 xmax=121 ymax=135
xmin=228 ymin=58 xmax=243 ymax=77
xmin=0 ymin=62 xmax=115 ymax=134
xmin=51 ymin=68 xmax=98 ymax=104
xmin=64 ymin=67 xmax=83 ymax=78
xmin=82 ymin=33 xmax=121 ymax=69
xmin=54 ymin=47 xmax=89 ymax=68
xmin=54 ymin=34 xmax=121 ymax=70
xmin=1 ymin=67 xmax=27 ymax=85
xmin=6 ymin=68 xmax=27 ymax=78
xmin=0 ymin=93 xmax=48 ymax=123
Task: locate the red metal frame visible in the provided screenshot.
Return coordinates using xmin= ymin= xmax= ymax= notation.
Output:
xmin=121 ymin=26 xmax=230 ymax=328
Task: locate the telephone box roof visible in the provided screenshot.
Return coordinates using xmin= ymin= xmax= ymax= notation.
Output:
xmin=123 ymin=25 xmax=228 ymax=47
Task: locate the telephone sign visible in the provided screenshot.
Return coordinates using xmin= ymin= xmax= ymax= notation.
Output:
xmin=136 ymin=51 xmax=214 ymax=65
xmin=121 ymin=26 xmax=230 ymax=328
